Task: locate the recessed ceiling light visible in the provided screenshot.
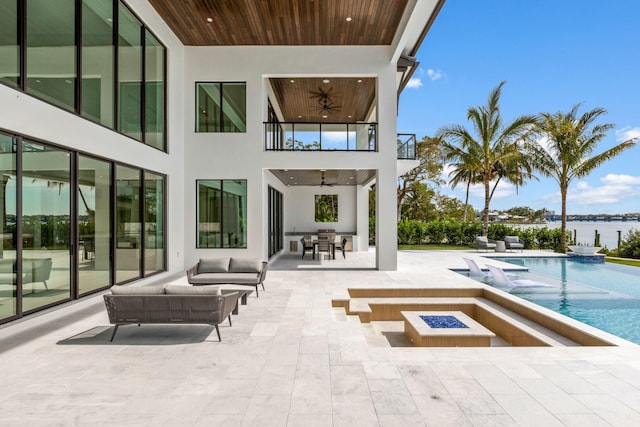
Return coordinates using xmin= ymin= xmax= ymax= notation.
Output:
xmin=290 ymin=79 xmax=295 ymax=83
xmin=322 ymin=79 xmax=330 ymax=84
xmin=348 ymin=115 xmax=352 ymax=118
xmin=346 ymin=17 xmax=352 ymax=22
xmin=206 ymin=17 xmax=213 ymax=23
xmin=290 ymin=176 xmax=294 ymax=179
xmin=322 ymin=115 xmax=328 ymax=118
xmin=350 ymin=176 xmax=354 ymax=179
xmin=357 ymin=79 xmax=362 ymax=83
xmin=298 ymin=115 xmax=302 ymax=118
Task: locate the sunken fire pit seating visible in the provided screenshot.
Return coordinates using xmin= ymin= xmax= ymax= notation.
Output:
xmin=103 ymin=284 xmax=240 ymax=342
xmin=186 ymin=257 xmax=268 ymax=297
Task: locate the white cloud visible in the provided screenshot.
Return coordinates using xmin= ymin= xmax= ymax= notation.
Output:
xmin=405 ymin=78 xmax=423 ymax=89
xmin=468 ymin=181 xmax=516 ymax=200
xmin=426 ymin=69 xmax=443 ymax=81
xmin=600 ymin=173 xmax=640 ymax=185
xmin=542 ymin=174 xmax=640 ymax=206
xmin=615 ymin=126 xmax=640 ymax=142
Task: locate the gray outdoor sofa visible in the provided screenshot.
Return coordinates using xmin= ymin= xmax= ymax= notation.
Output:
xmin=186 ymin=257 xmax=268 ymax=297
xmin=103 ymin=284 xmax=240 ymax=342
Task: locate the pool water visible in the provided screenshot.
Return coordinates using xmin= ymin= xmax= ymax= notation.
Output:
xmin=487 ymin=257 xmax=640 ymax=344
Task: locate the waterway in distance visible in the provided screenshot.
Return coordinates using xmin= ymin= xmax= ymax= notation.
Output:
xmin=514 ymin=221 xmax=640 ymax=250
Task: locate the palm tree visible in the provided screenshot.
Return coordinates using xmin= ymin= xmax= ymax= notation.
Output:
xmin=440 ymin=140 xmax=481 ymax=221
xmin=437 ymin=81 xmax=537 ymax=235
xmin=528 ymin=104 xmax=637 ymax=252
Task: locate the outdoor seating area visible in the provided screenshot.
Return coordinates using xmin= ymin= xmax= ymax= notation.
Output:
xmin=186 ymin=257 xmax=268 ymax=297
xmin=299 ymin=230 xmax=350 ymax=261
xmin=104 ymin=284 xmax=240 ymax=342
xmin=476 ymin=235 xmax=525 ymax=252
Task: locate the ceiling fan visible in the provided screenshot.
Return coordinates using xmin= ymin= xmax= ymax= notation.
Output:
xmin=309 ymin=87 xmax=342 ymax=115
xmin=319 ymin=170 xmax=334 ymax=187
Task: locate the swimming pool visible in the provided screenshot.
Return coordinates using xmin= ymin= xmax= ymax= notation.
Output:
xmin=483 ymin=257 xmax=640 ymax=344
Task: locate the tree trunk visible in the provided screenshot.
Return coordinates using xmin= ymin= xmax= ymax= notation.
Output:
xmin=559 ymin=185 xmax=568 ymax=253
xmin=483 ymin=179 xmax=490 ymax=236
xmin=462 ymin=181 xmax=470 ymax=221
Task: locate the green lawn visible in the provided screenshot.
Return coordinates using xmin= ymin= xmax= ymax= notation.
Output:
xmin=398 ymin=245 xmax=472 ymax=251
xmin=605 ymin=257 xmax=640 ymax=268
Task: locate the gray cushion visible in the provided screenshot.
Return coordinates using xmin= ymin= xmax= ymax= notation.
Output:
xmin=229 ymin=258 xmax=262 ymax=273
xmin=198 ymin=257 xmax=230 ymax=273
xmin=110 ymin=284 xmax=165 ymax=295
xmin=190 ymin=273 xmax=260 ymax=285
xmin=164 ymin=284 xmax=221 ymax=295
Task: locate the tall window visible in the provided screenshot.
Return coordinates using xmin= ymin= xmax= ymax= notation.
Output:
xmin=0 ymin=0 xmax=19 ymax=87
xmin=78 ymin=155 xmax=112 ymax=295
xmin=21 ymin=142 xmax=72 ymax=312
xmin=197 ymin=180 xmax=247 ymax=248
xmin=144 ymin=172 xmax=164 ymax=275
xmin=268 ymin=186 xmax=283 ymax=258
xmin=26 ymin=0 xmax=77 ymax=111
xmin=81 ymin=0 xmax=115 ymax=127
xmin=196 ymin=82 xmax=247 ymax=132
xmin=144 ymin=30 xmax=165 ymax=150
xmin=118 ymin=3 xmax=143 ymax=141
xmin=115 ymin=165 xmax=141 ymax=283
xmin=0 ymin=133 xmax=17 ymax=322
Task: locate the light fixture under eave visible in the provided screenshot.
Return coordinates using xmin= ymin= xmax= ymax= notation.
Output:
xmin=206 ymin=17 xmax=213 ymax=23
xmin=346 ymin=17 xmax=352 ymax=22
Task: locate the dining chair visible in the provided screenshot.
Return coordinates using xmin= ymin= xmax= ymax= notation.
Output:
xmin=316 ymin=239 xmax=332 ymax=260
xmin=300 ymin=236 xmax=314 ymax=259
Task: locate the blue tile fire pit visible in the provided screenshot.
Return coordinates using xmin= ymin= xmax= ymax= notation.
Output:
xmin=402 ymin=311 xmax=495 ymax=347
xmin=419 ymin=315 xmax=468 ymax=329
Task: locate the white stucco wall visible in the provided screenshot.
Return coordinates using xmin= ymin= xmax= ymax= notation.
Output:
xmin=181 ymin=45 xmax=399 ymax=268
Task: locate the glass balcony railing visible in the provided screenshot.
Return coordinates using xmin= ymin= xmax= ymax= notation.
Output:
xmin=397 ymin=133 xmax=416 ymax=160
xmin=264 ymin=122 xmax=377 ymax=152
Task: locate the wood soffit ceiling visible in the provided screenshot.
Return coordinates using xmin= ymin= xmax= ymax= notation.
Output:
xmin=148 ymin=0 xmax=409 ymax=46
xmin=270 ymin=77 xmax=375 ymax=122
xmin=271 ymin=169 xmax=376 ymax=186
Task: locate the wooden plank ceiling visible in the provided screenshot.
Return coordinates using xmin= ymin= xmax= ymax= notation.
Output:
xmin=147 ymin=0 xmax=409 ymax=46
xmin=270 ymin=169 xmax=376 ymax=186
xmin=270 ymin=77 xmax=375 ymax=122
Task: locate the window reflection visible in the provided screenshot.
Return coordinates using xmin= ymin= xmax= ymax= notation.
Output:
xmin=197 ymin=180 xmax=247 ymax=248
xmin=116 ymin=165 xmax=141 ymax=283
xmin=26 ymin=0 xmax=76 ymax=111
xmin=78 ymin=155 xmax=112 ymax=295
xmin=21 ymin=142 xmax=72 ymax=312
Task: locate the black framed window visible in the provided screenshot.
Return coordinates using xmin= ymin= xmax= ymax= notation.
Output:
xmin=0 ymin=0 xmax=167 ymax=152
xmin=196 ymin=82 xmax=246 ymax=133
xmin=81 ymin=0 xmax=115 ymax=127
xmin=0 ymin=0 xmax=20 ymax=88
xmin=197 ymin=180 xmax=247 ymax=248
xmin=26 ymin=0 xmax=77 ymax=111
xmin=268 ymin=186 xmax=283 ymax=258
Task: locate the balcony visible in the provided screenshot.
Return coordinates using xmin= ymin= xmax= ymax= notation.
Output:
xmin=264 ymin=122 xmax=377 ymax=152
xmin=397 ymin=134 xmax=416 ymax=160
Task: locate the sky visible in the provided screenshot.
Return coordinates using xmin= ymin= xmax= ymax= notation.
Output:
xmin=397 ymin=0 xmax=640 ymax=215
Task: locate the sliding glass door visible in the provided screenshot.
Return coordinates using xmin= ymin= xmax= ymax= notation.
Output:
xmin=21 ymin=142 xmax=72 ymax=312
xmin=0 ymin=133 xmax=17 ymax=321
xmin=78 ymin=155 xmax=112 ymax=295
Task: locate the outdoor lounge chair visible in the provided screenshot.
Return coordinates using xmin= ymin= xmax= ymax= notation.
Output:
xmin=475 ymin=236 xmax=497 ymax=251
xmin=462 ymin=257 xmax=489 ymax=278
xmin=504 ymin=235 xmax=524 ymax=252
xmin=486 ymin=265 xmax=553 ymax=289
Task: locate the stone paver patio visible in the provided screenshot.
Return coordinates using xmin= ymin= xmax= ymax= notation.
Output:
xmin=2 ymin=249 xmax=640 ymax=426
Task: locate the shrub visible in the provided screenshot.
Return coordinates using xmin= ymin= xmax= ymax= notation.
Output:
xmin=618 ymin=228 xmax=640 ymax=259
